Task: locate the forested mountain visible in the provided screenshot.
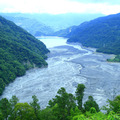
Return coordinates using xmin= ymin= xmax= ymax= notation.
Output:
xmin=1 ymin=15 xmax=54 ymax=36
xmin=52 ymin=13 xmax=120 ymax=62
xmin=0 ymin=13 xmax=104 ymax=32
xmin=66 ymin=13 xmax=120 ymax=55
xmin=0 ymin=16 xmax=49 ymax=95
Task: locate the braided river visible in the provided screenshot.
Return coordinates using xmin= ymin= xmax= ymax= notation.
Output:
xmin=1 ymin=36 xmax=120 ymax=108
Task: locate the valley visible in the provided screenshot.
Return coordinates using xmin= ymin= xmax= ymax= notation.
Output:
xmin=0 ymin=13 xmax=104 ymax=36
xmin=1 ymin=36 xmax=120 ymax=109
xmin=0 ymin=0 xmax=120 ymax=119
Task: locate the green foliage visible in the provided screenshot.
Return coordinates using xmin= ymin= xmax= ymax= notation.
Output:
xmin=70 ymin=106 xmax=82 ymax=120
xmin=107 ymin=55 xmax=120 ymax=62
xmin=0 ymin=16 xmax=49 ymax=95
xmin=13 ymin=103 xmax=36 ymax=120
xmin=72 ymin=114 xmax=86 ymax=120
xmin=9 ymin=95 xmax=19 ymax=108
xmin=48 ymin=87 xmax=76 ymax=120
xmin=90 ymin=107 xmax=97 ymax=113
xmin=0 ymin=112 xmax=4 ymax=120
xmin=85 ymin=111 xmax=107 ymax=120
xmin=9 ymin=96 xmax=19 ymax=120
xmin=0 ymin=98 xmax=11 ymax=120
xmin=0 ymin=86 xmax=120 ymax=120
xmin=84 ymin=96 xmax=100 ymax=112
xmin=30 ymin=95 xmax=40 ymax=120
xmin=66 ymin=13 xmax=120 ymax=62
xmin=40 ymin=107 xmax=57 ymax=120
xmin=75 ymin=84 xmax=85 ymax=111
xmin=107 ymin=111 xmax=120 ymax=120
xmin=103 ymin=95 xmax=120 ymax=114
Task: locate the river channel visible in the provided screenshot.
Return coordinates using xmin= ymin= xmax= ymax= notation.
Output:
xmin=1 ymin=36 xmax=120 ymax=108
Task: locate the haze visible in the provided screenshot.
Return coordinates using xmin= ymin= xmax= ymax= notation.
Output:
xmin=0 ymin=0 xmax=120 ymax=15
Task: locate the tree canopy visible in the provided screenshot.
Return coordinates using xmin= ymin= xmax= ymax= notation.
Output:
xmin=0 ymin=16 xmax=49 ymax=95
xmin=0 ymin=85 xmax=120 ymax=120
xmin=55 ymin=13 xmax=120 ymax=62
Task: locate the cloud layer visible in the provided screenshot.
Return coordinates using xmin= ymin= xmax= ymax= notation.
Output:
xmin=0 ymin=0 xmax=120 ymax=15
xmin=71 ymin=0 xmax=120 ymax=5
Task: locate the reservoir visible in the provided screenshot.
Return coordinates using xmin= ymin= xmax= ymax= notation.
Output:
xmin=1 ymin=36 xmax=120 ymax=108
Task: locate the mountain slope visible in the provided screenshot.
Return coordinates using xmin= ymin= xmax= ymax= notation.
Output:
xmin=0 ymin=13 xmax=104 ymax=32
xmin=51 ymin=25 xmax=77 ymax=37
xmin=66 ymin=13 xmax=120 ymax=56
xmin=2 ymin=16 xmax=54 ymax=36
xmin=0 ymin=16 xmax=49 ymax=95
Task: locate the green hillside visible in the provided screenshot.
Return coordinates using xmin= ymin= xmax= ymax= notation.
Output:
xmin=0 ymin=13 xmax=104 ymax=32
xmin=65 ymin=13 xmax=120 ymax=61
xmin=3 ymin=16 xmax=54 ymax=36
xmin=0 ymin=16 xmax=49 ymax=95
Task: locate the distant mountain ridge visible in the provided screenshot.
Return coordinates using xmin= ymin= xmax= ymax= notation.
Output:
xmin=0 ymin=13 xmax=104 ymax=36
xmin=51 ymin=25 xmax=78 ymax=37
xmin=0 ymin=16 xmax=49 ymax=95
xmin=54 ymin=13 xmax=120 ymax=57
xmin=1 ymin=15 xmax=54 ymax=36
xmin=67 ymin=13 xmax=120 ymax=55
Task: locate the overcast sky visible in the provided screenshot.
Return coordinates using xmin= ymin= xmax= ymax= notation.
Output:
xmin=0 ymin=0 xmax=120 ymax=15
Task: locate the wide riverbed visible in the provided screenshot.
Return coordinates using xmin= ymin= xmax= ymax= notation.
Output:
xmin=1 ymin=36 xmax=120 ymax=108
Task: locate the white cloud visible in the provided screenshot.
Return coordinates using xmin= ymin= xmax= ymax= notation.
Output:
xmin=0 ymin=0 xmax=120 ymax=15
xmin=70 ymin=0 xmax=120 ymax=5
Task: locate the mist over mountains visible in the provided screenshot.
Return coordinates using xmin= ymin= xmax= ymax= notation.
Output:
xmin=0 ymin=13 xmax=104 ymax=36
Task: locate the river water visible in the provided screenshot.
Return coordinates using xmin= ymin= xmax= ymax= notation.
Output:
xmin=1 ymin=36 xmax=120 ymax=108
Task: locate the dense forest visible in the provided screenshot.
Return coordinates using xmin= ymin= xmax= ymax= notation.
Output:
xmin=55 ymin=13 xmax=120 ymax=62
xmin=0 ymin=84 xmax=120 ymax=120
xmin=0 ymin=16 xmax=49 ymax=95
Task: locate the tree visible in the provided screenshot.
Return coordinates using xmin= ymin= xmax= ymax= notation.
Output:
xmin=67 ymin=93 xmax=76 ymax=115
xmin=9 ymin=95 xmax=19 ymax=120
xmin=70 ymin=106 xmax=81 ymax=119
xmin=106 ymin=95 xmax=120 ymax=114
xmin=0 ymin=112 xmax=4 ymax=120
xmin=75 ymin=84 xmax=85 ymax=111
xmin=89 ymin=107 xmax=97 ymax=113
xmin=9 ymin=95 xmax=19 ymax=108
xmin=54 ymin=87 xmax=68 ymax=120
xmin=14 ymin=103 xmax=36 ymax=120
xmin=48 ymin=87 xmax=76 ymax=120
xmin=0 ymin=98 xmax=11 ymax=120
xmin=84 ymin=96 xmax=100 ymax=112
xmin=40 ymin=107 xmax=57 ymax=120
xmin=30 ymin=95 xmax=40 ymax=120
